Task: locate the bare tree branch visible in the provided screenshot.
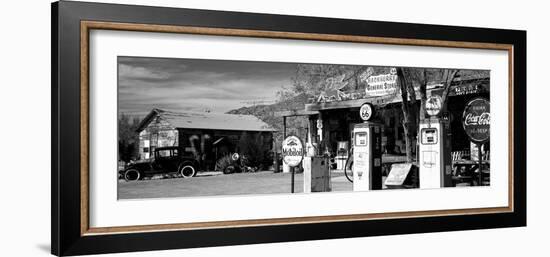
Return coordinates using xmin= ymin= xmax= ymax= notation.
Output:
xmin=440 ymin=69 xmax=460 ymax=109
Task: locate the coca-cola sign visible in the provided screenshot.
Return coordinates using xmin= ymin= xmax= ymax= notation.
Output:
xmin=462 ymin=98 xmax=490 ymax=143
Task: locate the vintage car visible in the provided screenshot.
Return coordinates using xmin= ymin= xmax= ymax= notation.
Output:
xmin=122 ymin=146 xmax=200 ymax=181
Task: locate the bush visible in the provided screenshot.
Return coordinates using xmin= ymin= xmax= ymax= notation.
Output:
xmin=215 ymin=154 xmax=234 ymax=172
xmin=237 ymin=132 xmax=266 ymax=169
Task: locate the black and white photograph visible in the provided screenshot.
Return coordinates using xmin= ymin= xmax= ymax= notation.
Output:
xmin=1 ymin=0 xmax=540 ymax=256
xmin=117 ymin=56 xmax=490 ymax=199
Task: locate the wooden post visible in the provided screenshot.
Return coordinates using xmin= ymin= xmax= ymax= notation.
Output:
xmin=283 ymin=116 xmax=288 ymax=174
xmin=291 ymin=166 xmax=295 ymax=193
xmin=283 ymin=116 xmax=287 ymax=139
xmin=273 ymin=142 xmax=279 ymax=173
xmin=478 ymin=143 xmax=483 ymax=186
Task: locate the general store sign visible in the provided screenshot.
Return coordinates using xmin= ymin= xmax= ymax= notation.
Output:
xmin=282 ymin=136 xmax=304 ymax=167
xmin=462 ymin=98 xmax=490 ymax=143
xmin=365 ymin=73 xmax=399 ymax=97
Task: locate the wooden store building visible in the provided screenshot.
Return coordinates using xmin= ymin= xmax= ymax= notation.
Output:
xmin=136 ymin=108 xmax=276 ymax=170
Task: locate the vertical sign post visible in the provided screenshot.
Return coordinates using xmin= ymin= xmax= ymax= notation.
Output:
xmin=462 ymin=98 xmax=490 ymax=186
xmin=282 ymin=136 xmax=304 ymax=193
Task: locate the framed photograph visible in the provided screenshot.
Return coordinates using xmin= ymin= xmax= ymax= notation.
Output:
xmin=51 ymin=1 xmax=526 ymax=256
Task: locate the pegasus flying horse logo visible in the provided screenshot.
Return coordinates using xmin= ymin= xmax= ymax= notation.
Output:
xmin=287 ymin=140 xmax=298 ymax=146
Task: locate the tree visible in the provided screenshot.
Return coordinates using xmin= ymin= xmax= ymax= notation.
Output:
xmin=118 ymin=114 xmax=141 ymax=162
xmin=396 ymin=68 xmax=418 ymax=162
xmin=396 ymin=67 xmax=460 ymax=162
xmin=237 ymin=132 xmax=265 ymax=168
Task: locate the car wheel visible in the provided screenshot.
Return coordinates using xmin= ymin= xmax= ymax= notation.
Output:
xmin=124 ymin=169 xmax=141 ymax=182
xmin=179 ymin=165 xmax=196 ymax=178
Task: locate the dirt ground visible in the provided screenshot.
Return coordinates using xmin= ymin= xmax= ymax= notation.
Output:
xmin=118 ymin=171 xmax=353 ymax=199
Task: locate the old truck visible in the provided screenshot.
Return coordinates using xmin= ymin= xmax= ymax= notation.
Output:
xmin=121 ymin=146 xmax=200 ymax=181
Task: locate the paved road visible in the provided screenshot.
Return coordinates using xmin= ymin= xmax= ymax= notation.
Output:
xmin=118 ymin=171 xmax=353 ymax=199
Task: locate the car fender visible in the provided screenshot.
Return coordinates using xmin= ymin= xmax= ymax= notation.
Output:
xmin=178 ymin=160 xmax=197 ymax=170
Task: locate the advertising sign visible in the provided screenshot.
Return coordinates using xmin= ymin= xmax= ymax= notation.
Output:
xmin=365 ymin=73 xmax=399 ymax=97
xmin=282 ymin=136 xmax=304 ymax=167
xmin=425 ymin=95 xmax=443 ymax=116
xmin=385 ymin=163 xmax=413 ymax=187
xmin=359 ymin=103 xmax=374 ymax=121
xmin=462 ymin=98 xmax=490 ymax=143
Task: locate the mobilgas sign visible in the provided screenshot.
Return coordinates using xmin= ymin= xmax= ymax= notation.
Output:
xmin=462 ymin=98 xmax=490 ymax=143
xmin=282 ymin=136 xmax=304 ymax=167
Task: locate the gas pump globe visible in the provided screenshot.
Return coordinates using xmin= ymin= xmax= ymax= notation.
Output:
xmin=351 ymin=103 xmax=383 ymax=191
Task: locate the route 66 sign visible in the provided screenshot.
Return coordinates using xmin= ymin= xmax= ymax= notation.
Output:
xmin=360 ymin=103 xmax=374 ymax=121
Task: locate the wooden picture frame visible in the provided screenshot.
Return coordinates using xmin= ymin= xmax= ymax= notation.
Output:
xmin=52 ymin=1 xmax=526 ymax=256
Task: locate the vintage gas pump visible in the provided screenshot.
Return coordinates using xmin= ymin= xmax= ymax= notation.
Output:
xmin=351 ymin=103 xmax=383 ymax=191
xmin=418 ymin=96 xmax=453 ymax=188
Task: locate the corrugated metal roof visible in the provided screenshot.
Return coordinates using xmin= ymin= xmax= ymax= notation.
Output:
xmin=147 ymin=109 xmax=276 ymax=132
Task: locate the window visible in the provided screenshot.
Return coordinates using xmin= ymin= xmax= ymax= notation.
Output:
xmin=156 ymin=149 xmax=171 ymax=157
xmin=355 ymin=132 xmax=368 ymax=146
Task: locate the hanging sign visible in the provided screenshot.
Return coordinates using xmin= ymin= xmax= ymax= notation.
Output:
xmin=282 ymin=136 xmax=304 ymax=167
xmin=462 ymin=98 xmax=490 ymax=143
xmin=425 ymin=95 xmax=443 ymax=116
xmin=359 ymin=103 xmax=374 ymax=121
xmin=316 ymin=119 xmax=323 ymax=129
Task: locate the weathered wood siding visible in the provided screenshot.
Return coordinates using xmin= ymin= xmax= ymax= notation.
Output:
xmin=138 ymin=116 xmax=178 ymax=160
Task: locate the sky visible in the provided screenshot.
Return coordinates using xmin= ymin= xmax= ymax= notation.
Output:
xmin=118 ymin=56 xmax=298 ymax=116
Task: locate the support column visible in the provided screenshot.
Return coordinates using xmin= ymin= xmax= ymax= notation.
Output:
xmin=304 ymin=114 xmax=318 ymax=193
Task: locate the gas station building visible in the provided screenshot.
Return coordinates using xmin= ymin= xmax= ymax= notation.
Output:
xmin=280 ymin=72 xmax=490 ymax=192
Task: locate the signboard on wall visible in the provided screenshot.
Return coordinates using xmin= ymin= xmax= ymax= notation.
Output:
xmin=462 ymin=98 xmax=490 ymax=143
xmin=312 ymin=71 xmax=401 ymax=104
xmin=365 ymin=73 xmax=399 ymax=97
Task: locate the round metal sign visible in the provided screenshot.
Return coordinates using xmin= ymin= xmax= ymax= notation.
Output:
xmin=425 ymin=95 xmax=443 ymax=116
xmin=316 ymin=119 xmax=323 ymax=129
xmin=462 ymin=98 xmax=490 ymax=143
xmin=231 ymin=153 xmax=240 ymax=161
xmin=359 ymin=103 xmax=374 ymax=121
xmin=282 ymin=136 xmax=304 ymax=167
